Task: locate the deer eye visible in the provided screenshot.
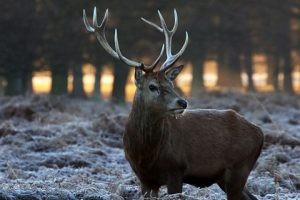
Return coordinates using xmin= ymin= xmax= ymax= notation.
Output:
xmin=149 ymin=84 xmax=158 ymax=91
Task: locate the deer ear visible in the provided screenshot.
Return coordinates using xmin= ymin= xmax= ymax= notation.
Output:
xmin=166 ymin=65 xmax=184 ymax=81
xmin=134 ymin=67 xmax=143 ymax=88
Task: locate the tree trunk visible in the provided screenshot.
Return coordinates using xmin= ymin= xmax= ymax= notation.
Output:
xmin=23 ymin=69 xmax=33 ymax=95
xmin=191 ymin=57 xmax=205 ymax=96
xmin=71 ymin=63 xmax=86 ymax=98
xmin=240 ymin=25 xmax=255 ymax=92
xmin=280 ymin=16 xmax=294 ymax=94
xmin=0 ymin=77 xmax=4 ymax=96
xmin=267 ymin=54 xmax=281 ymax=91
xmin=244 ymin=49 xmax=255 ymax=92
xmin=283 ymin=54 xmax=293 ymax=93
xmin=5 ymin=72 xmax=23 ymax=95
xmin=111 ymin=61 xmax=129 ymax=103
xmin=218 ymin=48 xmax=242 ymax=88
xmin=228 ymin=48 xmax=243 ymax=88
xmin=217 ymin=48 xmax=227 ymax=87
xmin=277 ymin=7 xmax=294 ymax=93
xmin=266 ymin=54 xmax=274 ymax=85
xmin=93 ymin=66 xmax=102 ymax=100
xmin=273 ymin=56 xmax=281 ymax=92
xmin=51 ymin=67 xmax=68 ymax=95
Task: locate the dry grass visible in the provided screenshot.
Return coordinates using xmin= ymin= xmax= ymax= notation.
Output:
xmin=0 ymin=93 xmax=299 ymax=199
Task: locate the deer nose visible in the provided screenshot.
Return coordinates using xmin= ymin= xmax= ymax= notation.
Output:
xmin=177 ymin=99 xmax=187 ymax=109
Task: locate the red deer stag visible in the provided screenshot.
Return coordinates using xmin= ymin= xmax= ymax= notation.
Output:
xmin=83 ymin=7 xmax=264 ymax=200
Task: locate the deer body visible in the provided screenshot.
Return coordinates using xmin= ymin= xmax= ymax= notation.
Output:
xmin=124 ymin=91 xmax=263 ymax=199
xmin=83 ymin=7 xmax=263 ymax=200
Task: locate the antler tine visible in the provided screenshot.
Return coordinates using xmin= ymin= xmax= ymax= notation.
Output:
xmin=171 ymin=9 xmax=178 ymax=33
xmin=113 ymin=29 xmax=165 ymax=70
xmin=83 ymin=7 xmax=142 ymax=67
xmin=92 ymin=7 xmax=99 ymax=27
xmin=163 ymin=31 xmax=189 ymax=71
xmin=114 ymin=29 xmax=142 ymax=67
xmin=83 ymin=7 xmax=166 ymax=71
xmin=83 ymin=7 xmax=119 ymax=59
xmin=141 ymin=9 xmax=189 ymax=71
xmin=143 ymin=44 xmax=165 ymax=72
xmin=141 ymin=17 xmax=163 ymax=32
xmin=83 ymin=9 xmax=95 ymax=32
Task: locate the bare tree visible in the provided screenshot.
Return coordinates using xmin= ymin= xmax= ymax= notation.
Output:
xmin=0 ymin=0 xmax=43 ymax=95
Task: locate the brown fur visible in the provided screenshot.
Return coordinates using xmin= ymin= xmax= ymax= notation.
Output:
xmin=123 ymin=71 xmax=264 ymax=200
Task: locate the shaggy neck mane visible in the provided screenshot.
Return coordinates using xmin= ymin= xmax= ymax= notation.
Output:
xmin=126 ymin=91 xmax=170 ymax=166
xmin=130 ymin=91 xmax=169 ymax=142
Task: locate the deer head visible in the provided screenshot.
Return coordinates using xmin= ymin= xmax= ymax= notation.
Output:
xmin=83 ymin=7 xmax=189 ymax=114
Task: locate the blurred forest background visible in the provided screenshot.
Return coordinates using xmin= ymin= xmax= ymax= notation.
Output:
xmin=1 ymin=0 xmax=300 ymax=103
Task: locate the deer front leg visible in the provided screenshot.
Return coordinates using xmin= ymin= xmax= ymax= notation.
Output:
xmin=141 ymin=184 xmax=151 ymax=198
xmin=141 ymin=184 xmax=159 ymax=199
xmin=167 ymin=173 xmax=183 ymax=194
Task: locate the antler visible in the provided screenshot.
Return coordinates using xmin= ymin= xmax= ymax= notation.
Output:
xmin=141 ymin=9 xmax=189 ymax=71
xmin=83 ymin=7 xmax=165 ymax=72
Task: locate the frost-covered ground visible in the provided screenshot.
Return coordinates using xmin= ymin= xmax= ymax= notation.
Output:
xmin=0 ymin=93 xmax=299 ymax=200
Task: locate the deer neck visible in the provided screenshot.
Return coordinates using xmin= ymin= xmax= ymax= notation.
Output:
xmin=127 ymin=92 xmax=170 ymax=147
xmin=125 ymin=92 xmax=170 ymax=168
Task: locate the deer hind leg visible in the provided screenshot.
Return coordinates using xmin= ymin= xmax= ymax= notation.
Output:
xmin=167 ymin=172 xmax=183 ymax=194
xmin=218 ymin=164 xmax=253 ymax=200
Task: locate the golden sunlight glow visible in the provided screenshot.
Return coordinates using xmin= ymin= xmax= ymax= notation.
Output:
xmin=253 ymin=54 xmax=268 ymax=87
xmin=242 ymin=54 xmax=270 ymax=90
xmin=203 ymin=60 xmax=218 ymax=88
xmin=83 ymin=64 xmax=96 ymax=95
xmin=293 ymin=71 xmax=300 ymax=91
xmin=83 ymin=74 xmax=95 ymax=95
xmin=176 ymin=62 xmax=192 ymax=95
xmin=31 ymin=59 xmax=300 ymax=99
xmin=67 ymin=64 xmax=96 ymax=96
xmin=125 ymin=68 xmax=136 ymax=102
xmin=241 ymin=73 xmax=248 ymax=87
xmin=32 ymin=71 xmax=52 ymax=93
xmin=101 ymin=66 xmax=114 ymax=99
xmin=68 ymin=72 xmax=73 ymax=92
